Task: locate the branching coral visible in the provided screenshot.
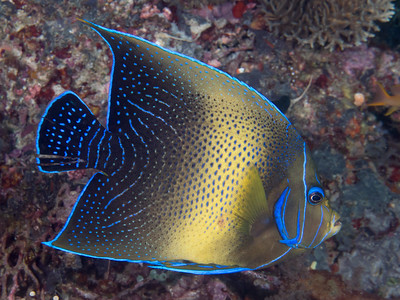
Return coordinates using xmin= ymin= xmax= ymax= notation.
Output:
xmin=261 ymin=0 xmax=395 ymax=50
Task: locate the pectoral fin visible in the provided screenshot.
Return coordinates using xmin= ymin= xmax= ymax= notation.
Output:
xmin=235 ymin=167 xmax=271 ymax=235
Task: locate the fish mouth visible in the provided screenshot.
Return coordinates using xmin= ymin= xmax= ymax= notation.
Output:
xmin=329 ymin=218 xmax=342 ymax=238
xmin=334 ymin=219 xmax=342 ymax=227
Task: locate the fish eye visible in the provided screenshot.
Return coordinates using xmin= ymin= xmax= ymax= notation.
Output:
xmin=307 ymin=187 xmax=324 ymax=205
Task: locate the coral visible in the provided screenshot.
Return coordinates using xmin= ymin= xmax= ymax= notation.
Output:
xmin=163 ymin=0 xmax=227 ymax=9
xmin=0 ymin=226 xmax=42 ymax=299
xmin=167 ymin=275 xmax=238 ymax=299
xmin=260 ymin=0 xmax=395 ymax=50
xmin=373 ymin=0 xmax=400 ymax=48
xmin=341 ymin=45 xmax=377 ymax=76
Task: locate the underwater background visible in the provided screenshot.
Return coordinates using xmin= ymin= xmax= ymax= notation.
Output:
xmin=1 ymin=0 xmax=400 ymax=299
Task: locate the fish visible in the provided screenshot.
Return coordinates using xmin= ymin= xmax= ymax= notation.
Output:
xmin=36 ymin=20 xmax=341 ymax=274
xmin=368 ymin=82 xmax=400 ymax=116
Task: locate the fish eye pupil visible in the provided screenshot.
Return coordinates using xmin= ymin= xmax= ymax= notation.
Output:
xmin=309 ymin=192 xmax=322 ymax=203
xmin=308 ymin=187 xmax=324 ymax=204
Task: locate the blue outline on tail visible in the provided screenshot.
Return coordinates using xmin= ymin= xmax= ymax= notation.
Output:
xmin=36 ymin=91 xmax=94 ymax=173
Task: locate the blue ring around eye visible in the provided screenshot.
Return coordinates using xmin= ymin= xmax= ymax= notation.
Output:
xmin=308 ymin=186 xmax=325 ymax=197
xmin=307 ymin=186 xmax=325 ymax=204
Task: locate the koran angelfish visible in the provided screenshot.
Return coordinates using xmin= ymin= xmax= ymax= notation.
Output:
xmin=36 ymin=20 xmax=341 ymax=274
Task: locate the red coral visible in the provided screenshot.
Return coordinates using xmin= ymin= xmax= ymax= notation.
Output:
xmin=315 ymin=74 xmax=329 ymax=89
xmin=232 ymin=1 xmax=246 ymax=19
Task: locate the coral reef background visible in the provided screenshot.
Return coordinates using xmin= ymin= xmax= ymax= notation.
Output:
xmin=260 ymin=0 xmax=395 ymax=50
xmin=1 ymin=0 xmax=400 ymax=299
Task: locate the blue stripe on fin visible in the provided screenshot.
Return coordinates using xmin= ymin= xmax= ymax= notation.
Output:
xmin=36 ymin=91 xmax=115 ymax=173
xmin=148 ymin=261 xmax=250 ymax=275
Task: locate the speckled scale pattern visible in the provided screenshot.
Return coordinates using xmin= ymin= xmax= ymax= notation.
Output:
xmin=55 ymin=25 xmax=303 ymax=263
xmin=38 ymin=21 xmax=315 ymax=272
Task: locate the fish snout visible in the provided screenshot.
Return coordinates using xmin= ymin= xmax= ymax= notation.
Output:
xmin=332 ymin=218 xmax=342 ymax=234
xmin=328 ymin=211 xmax=341 ymax=239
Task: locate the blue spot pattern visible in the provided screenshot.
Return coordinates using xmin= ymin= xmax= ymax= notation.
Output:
xmin=34 ymin=20 xmax=338 ymax=274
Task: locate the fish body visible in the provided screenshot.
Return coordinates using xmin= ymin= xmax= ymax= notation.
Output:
xmin=36 ymin=20 xmax=341 ymax=274
xmin=368 ymin=82 xmax=400 ymax=115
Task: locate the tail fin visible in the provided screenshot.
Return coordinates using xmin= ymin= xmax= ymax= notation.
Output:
xmin=36 ymin=92 xmax=110 ymax=173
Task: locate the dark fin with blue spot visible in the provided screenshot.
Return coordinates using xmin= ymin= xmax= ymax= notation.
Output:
xmin=36 ymin=91 xmax=121 ymax=173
